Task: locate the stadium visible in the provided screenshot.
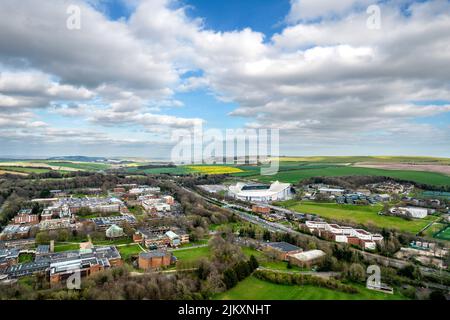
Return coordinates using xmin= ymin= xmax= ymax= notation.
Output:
xmin=228 ymin=181 xmax=292 ymax=203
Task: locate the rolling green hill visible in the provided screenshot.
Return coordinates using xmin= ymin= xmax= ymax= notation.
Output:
xmin=234 ymin=165 xmax=450 ymax=186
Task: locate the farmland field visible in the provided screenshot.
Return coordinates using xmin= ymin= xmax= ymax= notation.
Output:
xmin=0 ymin=166 xmax=52 ymax=174
xmin=235 ymin=165 xmax=450 ymax=186
xmin=0 ymin=160 xmax=110 ymax=173
xmin=43 ymin=161 xmax=110 ymax=171
xmin=215 ymin=276 xmax=406 ymax=300
xmin=272 ymin=156 xmax=450 ymax=165
xmin=188 ymin=165 xmax=244 ymax=175
xmin=126 ymin=166 xmax=193 ymax=175
xmin=280 ymin=201 xmax=434 ymax=234
xmin=0 ymin=169 xmax=29 ymax=176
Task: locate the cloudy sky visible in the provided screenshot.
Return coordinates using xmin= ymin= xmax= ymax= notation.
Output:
xmin=0 ymin=0 xmax=449 ymax=158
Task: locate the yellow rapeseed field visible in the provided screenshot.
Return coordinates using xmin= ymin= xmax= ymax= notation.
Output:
xmin=188 ymin=166 xmax=243 ymax=174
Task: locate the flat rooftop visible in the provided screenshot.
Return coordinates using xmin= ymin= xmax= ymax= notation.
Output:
xmin=266 ymin=242 xmax=301 ymax=253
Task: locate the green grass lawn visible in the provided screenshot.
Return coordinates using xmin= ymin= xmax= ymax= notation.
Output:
xmin=178 ymin=239 xmax=209 ymax=248
xmin=79 ymin=212 xmax=122 ymax=219
xmin=172 ymin=246 xmax=211 ymax=263
xmin=234 ymin=165 xmax=450 ymax=186
xmin=424 ymin=222 xmax=447 ymax=238
xmin=281 ymin=201 xmax=433 ymax=234
xmin=92 ymin=238 xmax=134 ymax=246
xmin=128 ymin=205 xmax=144 ymax=216
xmin=118 ymin=244 xmax=144 ymax=260
xmin=241 ymin=246 xmax=308 ymax=272
xmin=241 ymin=246 xmax=265 ymax=259
xmin=215 ymin=276 xmax=406 ymax=300
xmin=259 ymin=260 xmax=308 ymax=272
xmin=18 ymin=253 xmax=34 ymax=263
xmin=54 ymin=243 xmax=81 ymax=252
xmin=434 ymin=226 xmax=450 ymax=241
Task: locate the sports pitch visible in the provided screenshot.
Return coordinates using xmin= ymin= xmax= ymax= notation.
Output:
xmin=434 ymin=226 xmax=450 ymax=241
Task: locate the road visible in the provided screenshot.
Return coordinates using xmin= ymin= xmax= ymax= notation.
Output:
xmin=183 ymin=186 xmax=449 ymax=279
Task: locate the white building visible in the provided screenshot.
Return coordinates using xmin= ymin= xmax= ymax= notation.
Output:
xmin=305 ymin=221 xmax=328 ymax=230
xmin=318 ymin=188 xmax=345 ymax=196
xmin=390 ymin=207 xmax=428 ymax=219
xmin=228 ymin=181 xmax=292 ymax=202
xmin=142 ymin=200 xmax=171 ymax=212
xmin=129 ymin=187 xmax=160 ymax=195
xmin=353 ymin=229 xmax=373 ymax=241
xmin=403 ymin=207 xmax=428 ymax=219
xmin=305 ymin=221 xmax=383 ymax=248
xmin=360 ymin=240 xmax=377 ymax=250
xmin=288 ymin=250 xmax=326 ymax=267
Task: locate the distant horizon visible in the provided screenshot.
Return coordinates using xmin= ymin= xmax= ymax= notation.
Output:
xmin=1 ymin=154 xmax=450 ymax=161
xmin=1 ymin=0 xmax=450 ymax=158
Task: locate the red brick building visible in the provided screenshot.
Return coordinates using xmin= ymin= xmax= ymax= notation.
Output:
xmin=252 ymin=205 xmax=271 ymax=214
xmin=14 ymin=214 xmax=39 ymax=225
xmin=263 ymin=242 xmax=303 ymax=261
xmin=138 ymin=251 xmax=173 ymax=270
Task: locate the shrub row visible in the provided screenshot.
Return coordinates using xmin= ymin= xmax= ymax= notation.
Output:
xmin=254 ymin=269 xmax=359 ymax=294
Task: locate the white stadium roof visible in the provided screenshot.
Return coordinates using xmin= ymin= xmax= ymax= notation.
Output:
xmin=229 ymin=181 xmax=291 ymax=198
